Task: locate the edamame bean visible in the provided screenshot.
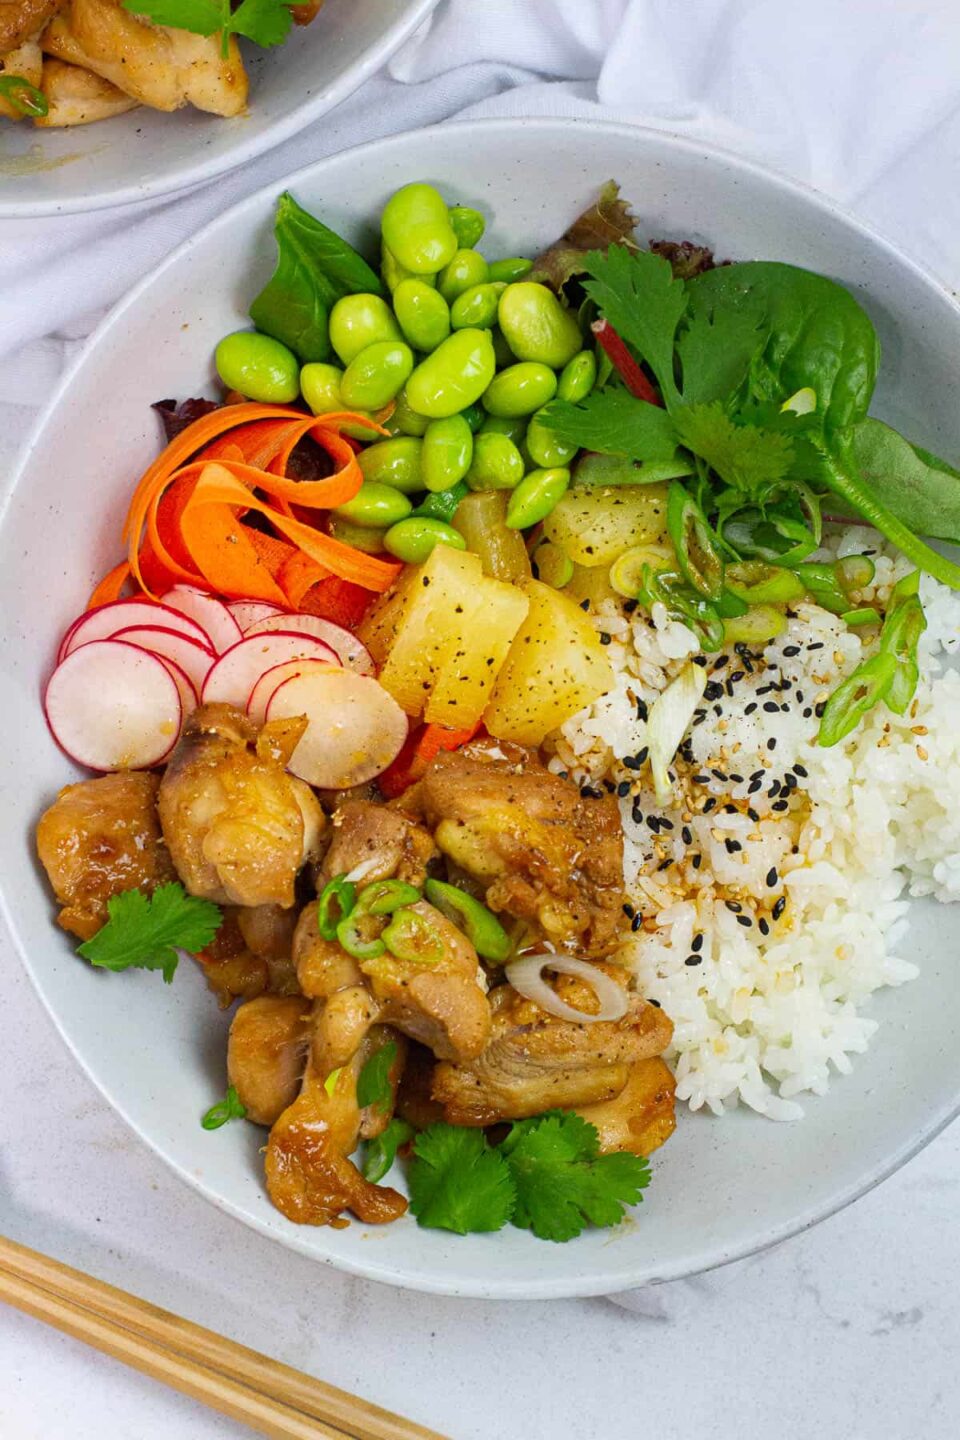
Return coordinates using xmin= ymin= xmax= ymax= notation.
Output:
xmin=461 ymin=401 xmax=485 ymax=433
xmin=382 ymin=244 xmax=436 ymax=294
xmin=557 ymin=348 xmax=597 ymax=404
xmin=300 ymin=361 xmax=344 ymax=416
xmin=524 ymin=407 xmax=578 ymax=468
xmin=215 ymin=331 xmax=299 ymax=403
xmin=381 ymin=183 xmax=458 ymax=276
xmin=334 ymin=482 xmax=412 ymax=529
xmin=479 ymin=414 xmax=527 ymax=445
xmin=340 ymin=341 xmax=414 ymax=410
xmin=405 ymin=329 xmax=496 ymax=418
xmin=466 ymin=432 xmax=525 ymax=491
xmin=392 ymin=279 xmax=451 ymax=353
xmin=328 ymin=294 xmax=401 ymax=366
xmin=506 ymin=467 xmax=571 ymax=529
xmin=358 ymin=437 xmax=424 ymax=493
xmin=328 ymin=516 xmax=389 ymax=555
xmin=422 ymin=415 xmax=473 ymax=493
xmin=387 ymin=387 xmax=431 ymax=436
xmin=384 ymin=517 xmax=467 ymax=564
xmin=482 ymin=361 xmax=557 ymax=418
xmin=488 ymin=257 xmax=534 ymax=284
xmin=497 ymin=283 xmax=583 ymax=369
xmin=448 ymin=206 xmax=485 ymax=249
xmin=437 ymin=249 xmax=489 ymax=303
xmin=451 ymin=281 xmax=506 ymax=331
xmin=490 ymin=326 xmax=516 ymax=368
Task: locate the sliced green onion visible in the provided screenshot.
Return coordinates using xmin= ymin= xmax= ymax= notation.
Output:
xmin=362 ymin=1117 xmax=414 ymax=1182
xmin=795 ymin=562 xmax=848 ymax=615
xmin=842 ymin=607 xmax=881 ymax=628
xmin=336 ymin=912 xmax=386 ymax=960
xmin=880 ymin=593 xmax=926 ymax=715
xmin=715 ymin=587 xmax=749 ymax=619
xmin=667 ymin=481 xmax=724 ymax=600
xmin=721 ymin=605 xmax=786 ymax=646
xmin=424 ymin=878 xmax=512 ymax=962
xmin=818 ymin=651 xmax=897 ymax=747
xmin=355 ymin=878 xmax=422 ymax=916
xmin=323 ymin=1067 xmax=343 ymax=1097
xmin=0 ymin=74 xmax=48 ymax=118
xmin=317 ymin=875 xmax=356 ymax=940
xmin=891 ymin=568 xmax=920 ymax=602
xmin=201 ymin=1085 xmax=246 ymax=1131
xmin=836 ymin=554 xmax=876 ymax=595
xmin=726 ymin=561 xmax=805 ymax=606
xmin=381 ymin=907 xmax=444 ymax=966
xmin=609 ymin=543 xmax=672 ymax=599
xmin=638 ymin=567 xmax=726 ymax=651
xmin=647 ymin=661 xmax=708 ymax=802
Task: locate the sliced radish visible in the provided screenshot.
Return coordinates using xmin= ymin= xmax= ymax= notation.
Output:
xmin=266 ymin=670 xmax=407 ymax=788
xmin=112 ymin=625 xmax=215 ymax=692
xmin=160 ymin=586 xmax=243 ymax=654
xmin=156 ymin=656 xmax=199 ymax=715
xmin=244 ymin=613 xmax=374 ymax=676
xmin=44 ymin=640 xmax=182 ymax=772
xmin=246 ymin=657 xmax=340 ymax=724
xmin=61 ymin=599 xmax=212 ymax=659
xmin=229 ymin=600 xmax=289 ymax=633
xmin=201 ymin=632 xmax=339 ymax=707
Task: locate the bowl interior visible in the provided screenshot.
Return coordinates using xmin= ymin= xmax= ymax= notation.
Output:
xmin=3 ymin=119 xmax=960 ymax=1298
xmin=0 ymin=0 xmax=437 ymax=216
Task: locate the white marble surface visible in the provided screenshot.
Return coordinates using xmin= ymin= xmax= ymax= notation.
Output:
xmin=3 ymin=399 xmax=960 ymax=1440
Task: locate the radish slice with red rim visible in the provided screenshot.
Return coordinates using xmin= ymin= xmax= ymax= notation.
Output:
xmin=60 ymin=599 xmax=211 ymax=659
xmin=160 ymin=586 xmax=242 ymax=654
xmin=246 ymin=657 xmax=341 ymax=725
xmin=228 ymin=600 xmax=289 ymax=633
xmin=244 ymin=613 xmax=374 ymax=675
xmin=201 ymin=632 xmax=339 ymax=707
xmin=265 ymin=670 xmax=407 ymax=788
xmin=155 ymin=656 xmax=199 ymax=715
xmin=504 ymin=954 xmax=629 ymax=1024
xmin=111 ymin=625 xmax=215 ymax=692
xmin=44 ymin=640 xmax=183 ymax=772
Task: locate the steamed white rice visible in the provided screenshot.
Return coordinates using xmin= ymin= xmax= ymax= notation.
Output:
xmin=549 ymin=525 xmax=960 ymax=1120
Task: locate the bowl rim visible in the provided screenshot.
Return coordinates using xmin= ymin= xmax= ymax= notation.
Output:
xmin=0 ymin=0 xmax=440 ymax=220
xmin=6 ymin=114 xmax=960 ymax=1298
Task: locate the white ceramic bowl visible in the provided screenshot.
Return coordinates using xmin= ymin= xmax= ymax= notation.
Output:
xmin=3 ymin=119 xmax=960 ymax=1299
xmin=0 ymin=0 xmax=437 ymax=216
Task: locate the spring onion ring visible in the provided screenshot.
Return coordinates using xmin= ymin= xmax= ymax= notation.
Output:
xmin=505 ymin=954 xmax=629 ymax=1024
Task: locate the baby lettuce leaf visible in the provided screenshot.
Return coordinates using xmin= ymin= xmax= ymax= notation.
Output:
xmin=530 ymin=180 xmax=639 ymax=291
xmin=249 ymin=191 xmax=383 ymax=363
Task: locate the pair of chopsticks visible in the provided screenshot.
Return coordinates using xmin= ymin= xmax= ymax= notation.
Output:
xmin=0 ymin=1235 xmax=446 ymax=1440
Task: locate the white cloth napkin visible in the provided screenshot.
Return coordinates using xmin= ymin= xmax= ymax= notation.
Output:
xmin=2 ymin=0 xmax=960 ymax=1301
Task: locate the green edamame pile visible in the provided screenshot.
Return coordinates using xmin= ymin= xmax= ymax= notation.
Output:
xmin=215 ymin=181 xmax=598 ymax=565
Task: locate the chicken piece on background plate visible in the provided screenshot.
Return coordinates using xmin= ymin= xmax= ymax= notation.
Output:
xmin=265 ymin=1018 xmax=407 ymax=1227
xmin=0 ymin=0 xmax=64 ymax=56
xmin=403 ymin=744 xmax=626 ymax=957
xmin=35 ymin=55 xmax=138 ymax=125
xmin=42 ymin=0 xmax=247 ymax=115
xmin=575 ymin=1057 xmax=676 ymax=1158
xmin=431 ymin=965 xmax=673 ymax=1127
xmin=36 ymin=771 xmax=176 ymax=941
xmin=0 ymin=32 xmax=44 ymax=119
xmin=158 ymin=704 xmax=324 ymax=910
xmin=196 ymin=902 xmax=302 ymax=1007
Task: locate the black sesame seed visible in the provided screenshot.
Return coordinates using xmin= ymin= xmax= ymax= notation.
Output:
xmin=772 ymin=896 xmax=787 ymax=920
xmin=713 ymin=656 xmax=729 ymax=670
xmin=772 ymin=799 xmax=789 ymax=812
xmin=796 ymin=691 xmax=805 ymax=704
xmin=692 ymin=932 xmax=704 ymax=952
xmin=750 ymin=769 xmax=765 ymax=781
xmin=579 ymin=599 xmax=590 ymax=611
xmin=725 ymin=900 xmax=742 ymax=912
xmin=758 ymin=917 xmax=770 ymax=936
xmin=617 ymin=780 xmax=631 ymax=797
xmin=692 ymin=654 xmax=708 ymax=667
xmin=780 ymin=703 xmax=790 ymax=713
xmin=659 ymin=818 xmax=674 ymax=831
xmin=681 ymin=825 xmax=692 ymax=845
xmin=636 ymin=746 xmax=649 ymax=765
xmin=730 ymin=670 xmax=745 ymax=683
xmin=631 ymin=913 xmax=643 ymax=931
xmin=747 ymin=779 xmax=762 ymax=795
xmin=723 ymin=804 xmax=738 ymax=815
xmin=599 ymin=632 xmax=612 ymax=646
xmin=743 ymin=702 xmax=758 ymax=716
xmin=736 ymin=914 xmax=753 ymax=928
xmin=704 ymin=681 xmax=724 ymax=701
xmin=783 ymin=645 xmax=801 ymax=657
xmin=702 ymin=797 xmax=718 ymax=814
xmin=648 ymin=997 xmax=661 ymax=1007
xmin=646 ymin=815 xmax=660 ymax=833
xmin=713 ymin=704 xmax=723 ymax=717
xmin=684 ymin=955 xmax=702 ymax=967
xmin=657 ymin=857 xmax=672 ymax=871
xmin=802 ymin=707 xmax=813 ymax=719
xmin=635 ymin=698 xmax=649 ymax=723
xmin=794 ymin=763 xmax=808 ymax=777
xmin=632 ymin=807 xmax=644 ymax=826
xmin=623 ymin=755 xmax=642 ymax=771
xmin=724 ymin=838 xmax=742 ymax=854
xmin=807 ymin=641 xmax=824 ymax=651
xmin=784 ymin=773 xmax=798 ymax=790
xmin=762 ymin=701 xmax=780 ymax=714
xmin=692 ymin=853 xmax=702 ymax=869
xmin=814 ymin=702 xmax=826 ymax=719
xmin=692 ymin=774 xmax=710 ymax=785
xmin=747 ymin=808 xmax=760 ymax=823
xmin=767 ymin=737 xmax=778 ymax=751
xmin=711 ymin=768 xmax=727 ymax=782
xmin=766 ymin=867 xmax=778 ymax=887
xmin=729 ymin=773 xmax=744 ymax=784
xmin=603 ymin=779 xmax=616 ymax=793
xmin=768 ymin=779 xmax=781 ymax=796
xmin=623 ymin=902 xmax=635 ymax=918
xmin=623 ymin=599 xmax=638 ymax=615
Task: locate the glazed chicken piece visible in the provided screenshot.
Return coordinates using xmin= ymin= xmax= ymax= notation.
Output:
xmin=42 ymin=0 xmax=247 ymax=115
xmin=575 ymin=1057 xmax=676 ymax=1158
xmin=36 ymin=771 xmax=176 ymax=941
xmin=0 ymin=0 xmax=65 ymax=55
xmin=265 ymin=1022 xmax=407 ymax=1228
xmin=403 ymin=745 xmax=626 ymax=956
xmin=228 ymin=995 xmax=312 ymax=1126
xmin=431 ymin=967 xmax=673 ymax=1126
xmin=196 ymin=903 xmax=302 ymax=1007
xmin=319 ymin=799 xmax=436 ymax=889
xmin=35 ymin=55 xmax=138 ymax=125
xmin=159 ymin=704 xmax=324 ymax=909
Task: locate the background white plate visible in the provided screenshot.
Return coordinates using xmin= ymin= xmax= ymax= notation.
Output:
xmin=3 ymin=119 xmax=959 ymax=1298
xmin=0 ymin=0 xmax=438 ymax=216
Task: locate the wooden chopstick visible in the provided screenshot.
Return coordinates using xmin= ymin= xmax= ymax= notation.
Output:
xmin=0 ymin=1236 xmax=446 ymax=1440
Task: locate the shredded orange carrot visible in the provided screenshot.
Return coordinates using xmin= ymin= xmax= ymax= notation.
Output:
xmin=378 ymin=721 xmax=480 ymax=798
xmin=87 ymin=560 xmax=131 ymax=609
xmin=299 ymin=575 xmax=372 ymax=628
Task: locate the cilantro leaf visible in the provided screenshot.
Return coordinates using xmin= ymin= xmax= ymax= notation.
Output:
xmin=501 ymin=1112 xmax=650 ymax=1243
xmin=582 ymin=246 xmax=687 ymax=407
xmin=76 ymin=884 xmax=221 ymax=984
xmin=676 ymin=299 xmax=767 ymax=408
xmin=122 ymin=0 xmax=221 ymax=31
xmin=672 ymin=402 xmax=794 ymax=502
xmin=408 ymin=1125 xmax=515 ymax=1235
xmin=362 ymin=1117 xmax=414 ymax=1184
xmin=230 ymin=0 xmax=293 ymax=48
xmin=356 ymin=1040 xmax=398 ymax=1113
xmin=539 ymin=388 xmax=679 ymax=463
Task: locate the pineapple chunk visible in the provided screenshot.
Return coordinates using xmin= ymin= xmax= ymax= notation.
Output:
xmin=425 ymin=576 xmax=529 ymax=728
xmin=544 ymin=483 xmax=668 ymax=567
xmin=483 ymin=580 xmax=613 ymax=744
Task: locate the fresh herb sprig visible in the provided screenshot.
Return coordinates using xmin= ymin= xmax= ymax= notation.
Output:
xmin=77 ymin=883 xmax=221 ymax=983
xmin=121 ymin=0 xmax=296 ymax=60
xmin=202 ymin=1085 xmax=247 ymax=1130
xmin=408 ymin=1112 xmax=652 ymax=1243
